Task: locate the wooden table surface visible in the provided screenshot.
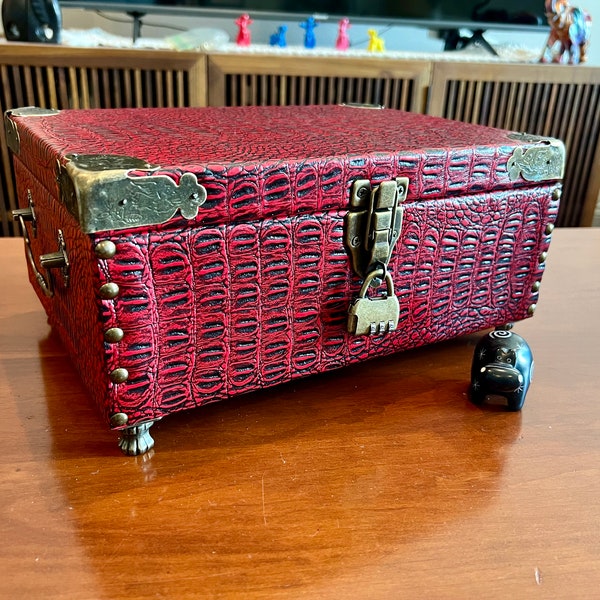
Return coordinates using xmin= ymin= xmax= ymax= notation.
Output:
xmin=1 ymin=229 xmax=599 ymax=599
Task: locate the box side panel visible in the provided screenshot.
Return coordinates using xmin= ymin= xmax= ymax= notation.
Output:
xmin=96 ymin=183 xmax=559 ymax=426
xmin=12 ymin=158 xmax=112 ymax=425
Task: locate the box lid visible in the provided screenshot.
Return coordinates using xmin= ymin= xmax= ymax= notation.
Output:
xmin=5 ymin=105 xmax=565 ymax=234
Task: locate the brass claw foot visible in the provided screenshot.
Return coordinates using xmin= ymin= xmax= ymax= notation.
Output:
xmin=118 ymin=422 xmax=155 ymax=456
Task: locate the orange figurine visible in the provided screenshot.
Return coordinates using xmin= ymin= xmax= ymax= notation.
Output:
xmin=541 ymin=0 xmax=591 ymax=64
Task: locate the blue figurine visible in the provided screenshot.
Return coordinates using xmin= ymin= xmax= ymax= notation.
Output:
xmin=269 ymin=25 xmax=288 ymax=47
xmin=470 ymin=329 xmax=534 ymax=411
xmin=300 ymin=16 xmax=318 ymax=49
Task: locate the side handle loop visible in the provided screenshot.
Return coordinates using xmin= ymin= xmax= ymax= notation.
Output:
xmin=12 ymin=197 xmax=69 ymax=297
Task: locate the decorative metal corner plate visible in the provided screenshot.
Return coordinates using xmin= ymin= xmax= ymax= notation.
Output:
xmin=507 ymin=133 xmax=565 ymax=182
xmin=9 ymin=106 xmax=61 ymax=117
xmin=4 ymin=107 xmax=60 ymax=155
xmin=3 ymin=112 xmax=20 ymax=154
xmin=58 ymin=153 xmax=207 ymax=234
xmin=340 ymin=103 xmax=386 ymax=110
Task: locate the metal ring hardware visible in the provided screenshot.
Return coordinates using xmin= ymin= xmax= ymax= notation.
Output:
xmin=12 ymin=200 xmax=69 ymax=298
xmin=358 ymin=268 xmax=392 ymax=297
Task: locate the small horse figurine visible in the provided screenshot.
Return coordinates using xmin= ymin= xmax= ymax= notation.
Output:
xmin=269 ymin=25 xmax=287 ymax=48
xmin=235 ymin=13 xmax=253 ymax=47
xmin=336 ymin=18 xmax=351 ymax=51
xmin=300 ymin=16 xmax=318 ymax=49
xmin=541 ymin=0 xmax=592 ymax=64
xmin=367 ymin=29 xmax=385 ymax=53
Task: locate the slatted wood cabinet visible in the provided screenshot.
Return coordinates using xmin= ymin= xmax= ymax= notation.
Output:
xmin=207 ymin=53 xmax=430 ymax=112
xmin=428 ymin=62 xmax=600 ymax=228
xmin=2 ymin=43 xmax=599 ymax=234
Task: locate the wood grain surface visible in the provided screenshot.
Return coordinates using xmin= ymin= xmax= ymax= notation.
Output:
xmin=1 ymin=229 xmax=599 ymax=599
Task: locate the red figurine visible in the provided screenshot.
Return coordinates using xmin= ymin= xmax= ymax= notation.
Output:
xmin=541 ymin=0 xmax=592 ymax=64
xmin=336 ymin=17 xmax=351 ymax=51
xmin=235 ymin=13 xmax=253 ymax=46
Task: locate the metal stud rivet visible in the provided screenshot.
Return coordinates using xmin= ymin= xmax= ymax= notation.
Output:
xmin=538 ymin=252 xmax=548 ymax=263
xmin=95 ymin=240 xmax=117 ymax=259
xmin=545 ymin=223 xmax=555 ymax=235
xmin=531 ymin=281 xmax=541 ymax=293
xmin=110 ymin=367 xmax=129 ymax=384
xmin=99 ymin=282 xmax=120 ymax=299
xmin=552 ymin=188 xmax=561 ymax=200
xmin=528 ymin=304 xmax=537 ymax=316
xmin=110 ymin=412 xmax=129 ymax=427
xmin=105 ymin=327 xmax=124 ymax=343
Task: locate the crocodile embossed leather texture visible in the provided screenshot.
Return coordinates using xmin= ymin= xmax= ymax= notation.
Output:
xmin=10 ymin=106 xmax=561 ymax=428
xmin=90 ymin=186 xmax=558 ymax=426
xmin=12 ymin=157 xmax=110 ymax=420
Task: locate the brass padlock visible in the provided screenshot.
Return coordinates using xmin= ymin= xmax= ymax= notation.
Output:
xmin=347 ymin=269 xmax=400 ymax=336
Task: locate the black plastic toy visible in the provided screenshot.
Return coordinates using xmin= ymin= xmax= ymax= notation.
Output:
xmin=470 ymin=329 xmax=534 ymax=411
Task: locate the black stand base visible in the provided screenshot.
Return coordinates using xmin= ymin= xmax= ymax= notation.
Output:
xmin=126 ymin=11 xmax=145 ymax=44
xmin=439 ymin=28 xmax=499 ymax=57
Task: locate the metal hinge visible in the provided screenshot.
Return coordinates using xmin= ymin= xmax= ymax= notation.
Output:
xmin=344 ymin=177 xmax=409 ymax=336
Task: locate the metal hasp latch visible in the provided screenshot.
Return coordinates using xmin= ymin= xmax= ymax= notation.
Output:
xmin=345 ymin=177 xmax=409 ymax=336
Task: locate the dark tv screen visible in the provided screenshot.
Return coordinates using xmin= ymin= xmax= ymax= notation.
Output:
xmin=59 ymin=0 xmax=548 ymax=29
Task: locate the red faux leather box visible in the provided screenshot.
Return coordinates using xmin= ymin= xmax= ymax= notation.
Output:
xmin=4 ymin=105 xmax=563 ymax=454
